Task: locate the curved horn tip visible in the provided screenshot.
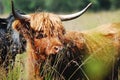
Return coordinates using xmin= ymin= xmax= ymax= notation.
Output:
xmin=11 ymin=0 xmax=14 ymax=12
xmin=11 ymin=0 xmax=17 ymax=19
xmin=88 ymin=3 xmax=92 ymax=6
xmin=86 ymin=3 xmax=92 ymax=9
xmin=11 ymin=0 xmax=30 ymax=20
xmin=60 ymin=3 xmax=92 ymax=21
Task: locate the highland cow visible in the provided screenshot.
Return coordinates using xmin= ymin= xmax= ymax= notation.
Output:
xmin=11 ymin=0 xmax=91 ymax=79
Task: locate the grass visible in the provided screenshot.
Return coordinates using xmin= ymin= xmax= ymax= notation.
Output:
xmin=0 ymin=10 xmax=120 ymax=80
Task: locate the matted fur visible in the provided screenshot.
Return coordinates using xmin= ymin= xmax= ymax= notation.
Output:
xmin=30 ymin=12 xmax=65 ymax=38
xmin=62 ymin=23 xmax=120 ymax=80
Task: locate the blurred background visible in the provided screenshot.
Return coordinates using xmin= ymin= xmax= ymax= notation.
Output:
xmin=0 ymin=0 xmax=120 ymax=13
xmin=0 ymin=0 xmax=120 ymax=30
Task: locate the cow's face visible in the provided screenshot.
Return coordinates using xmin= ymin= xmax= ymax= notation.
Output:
xmin=12 ymin=13 xmax=65 ymax=58
xmin=34 ymin=37 xmax=63 ymax=56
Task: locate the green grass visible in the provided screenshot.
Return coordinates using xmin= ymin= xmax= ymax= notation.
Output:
xmin=0 ymin=53 xmax=26 ymax=80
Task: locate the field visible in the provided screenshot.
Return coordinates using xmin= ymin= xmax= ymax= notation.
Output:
xmin=63 ymin=10 xmax=120 ymax=30
xmin=0 ymin=10 xmax=120 ymax=80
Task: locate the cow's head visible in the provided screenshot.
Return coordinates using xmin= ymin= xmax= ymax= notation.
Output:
xmin=11 ymin=1 xmax=91 ymax=59
xmin=12 ymin=12 xmax=65 ymax=58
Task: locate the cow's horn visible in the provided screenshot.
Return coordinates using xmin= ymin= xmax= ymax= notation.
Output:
xmin=59 ymin=3 xmax=92 ymax=21
xmin=11 ymin=0 xmax=30 ymax=20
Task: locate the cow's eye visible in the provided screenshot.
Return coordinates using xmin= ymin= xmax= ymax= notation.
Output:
xmin=36 ymin=33 xmax=47 ymax=39
xmin=36 ymin=33 xmax=43 ymax=39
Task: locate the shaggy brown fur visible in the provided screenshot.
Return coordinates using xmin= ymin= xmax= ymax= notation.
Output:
xmin=12 ymin=12 xmax=65 ymax=80
xmin=63 ymin=23 xmax=120 ymax=80
xmin=65 ymin=22 xmax=120 ymax=56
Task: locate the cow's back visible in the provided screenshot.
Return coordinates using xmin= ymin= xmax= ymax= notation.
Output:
xmin=64 ymin=23 xmax=120 ymax=80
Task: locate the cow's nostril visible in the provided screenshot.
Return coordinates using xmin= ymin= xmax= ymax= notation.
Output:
xmin=54 ymin=46 xmax=59 ymax=51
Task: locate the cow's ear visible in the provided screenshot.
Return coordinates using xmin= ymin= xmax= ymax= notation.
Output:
xmin=12 ymin=20 xmax=22 ymax=31
xmin=0 ymin=18 xmax=8 ymax=29
xmin=0 ymin=18 xmax=7 ymax=23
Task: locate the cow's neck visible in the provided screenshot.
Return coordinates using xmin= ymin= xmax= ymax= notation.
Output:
xmin=26 ymin=41 xmax=43 ymax=80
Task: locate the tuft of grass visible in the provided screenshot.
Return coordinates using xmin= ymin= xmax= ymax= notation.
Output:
xmin=0 ymin=53 xmax=26 ymax=80
xmin=0 ymin=64 xmax=21 ymax=80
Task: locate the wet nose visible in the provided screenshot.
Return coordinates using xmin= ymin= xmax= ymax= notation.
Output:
xmin=54 ymin=46 xmax=59 ymax=51
xmin=46 ymin=45 xmax=63 ymax=55
xmin=54 ymin=46 xmax=63 ymax=53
